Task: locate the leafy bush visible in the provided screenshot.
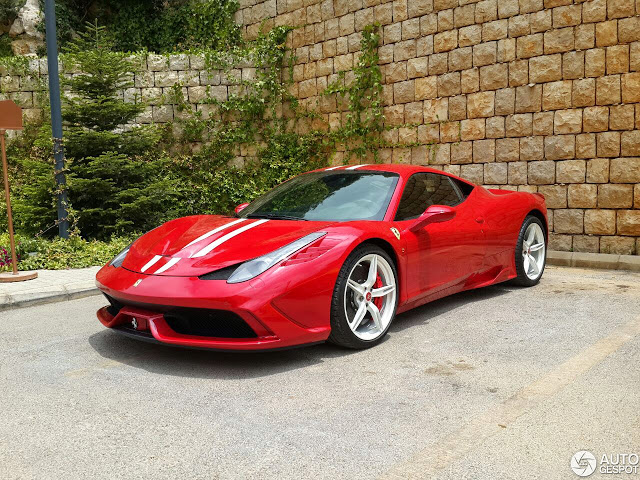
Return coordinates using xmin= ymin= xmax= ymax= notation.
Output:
xmin=0 ymin=0 xmax=24 ymax=24
xmin=0 ymin=233 xmax=134 ymax=270
xmin=39 ymin=0 xmax=241 ymax=54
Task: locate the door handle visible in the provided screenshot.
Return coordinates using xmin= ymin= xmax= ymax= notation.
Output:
xmin=475 ymin=217 xmax=484 ymax=224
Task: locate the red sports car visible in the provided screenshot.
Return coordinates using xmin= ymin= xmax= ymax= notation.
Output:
xmin=96 ymin=164 xmax=548 ymax=351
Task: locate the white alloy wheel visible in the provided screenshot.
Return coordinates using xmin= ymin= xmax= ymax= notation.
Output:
xmin=522 ymin=222 xmax=546 ymax=281
xmin=343 ymin=253 xmax=397 ymax=341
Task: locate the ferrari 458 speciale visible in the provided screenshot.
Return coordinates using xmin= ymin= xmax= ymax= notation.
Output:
xmin=96 ymin=164 xmax=548 ymax=350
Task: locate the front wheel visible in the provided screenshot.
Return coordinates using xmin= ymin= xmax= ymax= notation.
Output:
xmin=328 ymin=245 xmax=398 ymax=349
xmin=513 ymin=215 xmax=547 ymax=286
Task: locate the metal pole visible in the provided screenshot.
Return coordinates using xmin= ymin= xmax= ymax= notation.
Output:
xmin=44 ymin=0 xmax=69 ymax=239
xmin=0 ymin=131 xmax=19 ymax=275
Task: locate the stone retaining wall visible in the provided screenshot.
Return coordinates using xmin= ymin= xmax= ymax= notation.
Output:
xmin=237 ymin=0 xmax=640 ymax=254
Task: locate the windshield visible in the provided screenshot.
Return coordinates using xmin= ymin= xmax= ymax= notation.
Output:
xmin=239 ymin=171 xmax=400 ymax=221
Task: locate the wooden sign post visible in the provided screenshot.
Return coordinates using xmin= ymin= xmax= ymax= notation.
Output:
xmin=0 ymin=100 xmax=37 ymax=282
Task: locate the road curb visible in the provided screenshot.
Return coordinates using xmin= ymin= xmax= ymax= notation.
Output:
xmin=0 ymin=285 xmax=100 ymax=312
xmin=547 ymin=251 xmax=640 ymax=272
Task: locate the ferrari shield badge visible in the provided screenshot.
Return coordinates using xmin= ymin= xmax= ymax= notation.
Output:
xmin=390 ymin=227 xmax=401 ymax=240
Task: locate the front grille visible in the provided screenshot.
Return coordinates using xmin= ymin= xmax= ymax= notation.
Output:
xmin=164 ymin=308 xmax=257 ymax=338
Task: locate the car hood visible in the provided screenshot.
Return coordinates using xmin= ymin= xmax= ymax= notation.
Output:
xmin=122 ymin=215 xmax=335 ymax=277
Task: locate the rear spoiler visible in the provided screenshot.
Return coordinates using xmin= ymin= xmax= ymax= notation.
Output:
xmin=533 ymin=192 xmax=545 ymax=201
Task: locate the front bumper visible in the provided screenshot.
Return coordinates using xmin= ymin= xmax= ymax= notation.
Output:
xmin=95 ymin=265 xmax=333 ymax=351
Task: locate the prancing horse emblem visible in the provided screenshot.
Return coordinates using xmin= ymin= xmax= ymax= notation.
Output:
xmin=131 ymin=318 xmax=138 ymax=330
xmin=390 ymin=227 xmax=401 ymax=240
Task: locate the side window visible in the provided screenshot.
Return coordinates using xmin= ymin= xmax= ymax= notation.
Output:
xmin=394 ymin=173 xmax=462 ymax=221
xmin=450 ymin=178 xmax=474 ymax=200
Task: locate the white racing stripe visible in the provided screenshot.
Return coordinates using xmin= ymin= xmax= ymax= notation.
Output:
xmin=325 ymin=166 xmax=343 ymax=170
xmin=182 ymin=218 xmax=246 ymax=249
xmin=346 ymin=164 xmax=369 ymax=170
xmin=140 ymin=255 xmax=162 ymax=273
xmin=154 ymin=257 xmax=181 ymax=274
xmin=191 ymin=219 xmax=269 ymax=258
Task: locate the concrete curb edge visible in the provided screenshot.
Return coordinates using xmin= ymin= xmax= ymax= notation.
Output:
xmin=547 ymin=250 xmax=640 ymax=272
xmin=0 ymin=284 xmax=100 ymax=312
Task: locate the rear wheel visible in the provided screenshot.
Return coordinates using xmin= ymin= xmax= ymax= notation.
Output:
xmin=328 ymin=245 xmax=398 ymax=349
xmin=513 ymin=215 xmax=547 ymax=286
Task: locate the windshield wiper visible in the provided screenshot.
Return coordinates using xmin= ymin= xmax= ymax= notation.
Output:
xmin=246 ymin=213 xmax=308 ymax=221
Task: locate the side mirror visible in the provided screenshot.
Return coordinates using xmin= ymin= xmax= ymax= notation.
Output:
xmin=235 ymin=203 xmax=249 ymax=213
xmin=408 ymin=205 xmax=456 ymax=232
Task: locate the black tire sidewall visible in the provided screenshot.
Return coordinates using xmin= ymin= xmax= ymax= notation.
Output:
xmin=328 ymin=245 xmax=399 ymax=349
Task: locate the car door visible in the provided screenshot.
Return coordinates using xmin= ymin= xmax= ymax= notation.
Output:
xmin=393 ymin=172 xmax=485 ymax=301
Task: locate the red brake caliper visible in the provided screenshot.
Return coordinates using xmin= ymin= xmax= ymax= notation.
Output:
xmin=373 ymin=274 xmax=383 ymax=310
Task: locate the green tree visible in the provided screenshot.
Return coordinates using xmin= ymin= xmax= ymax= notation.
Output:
xmin=62 ymin=21 xmax=169 ymax=239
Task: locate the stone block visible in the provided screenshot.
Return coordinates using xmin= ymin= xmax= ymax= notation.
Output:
xmin=554 ymin=109 xmax=582 ymax=135
xmin=610 ymin=157 xmax=640 ymax=183
xmin=539 ymin=185 xmax=568 ymax=208
xmin=483 ymin=19 xmax=509 ymax=41
xmin=434 ymin=30 xmax=458 ymax=52
xmin=554 ymin=209 xmax=584 ymax=234
xmin=496 ymin=138 xmax=520 ymax=162
xmin=486 ymin=116 xmax=506 ymax=137
xmin=473 ymin=139 xmax=496 ymax=162
xmin=451 ymin=141 xmax=473 ymax=164
xmin=600 ymin=236 xmax=636 ymax=255
xmin=568 ymin=184 xmax=598 ymax=208
xmin=556 ymin=159 xmax=586 ymax=183
xmin=509 ymin=15 xmax=531 ymax=37
xmin=545 ymin=135 xmax=575 ymax=160
xmin=621 ymin=72 xmax=640 ymax=103
xmin=618 ymin=17 xmax=640 ymax=43
xmin=583 ymin=106 xmax=609 ymax=132
xmin=467 ymin=91 xmax=495 ymax=118
xmin=585 ymin=48 xmax=606 ymax=78
xmin=529 ymin=54 xmax=562 ymax=83
xmin=621 ymin=130 xmax=640 ymax=156
xmin=484 ymin=163 xmax=508 ymax=184
xmin=544 ymin=27 xmax=574 ymax=54
xmin=542 ymin=81 xmax=572 ymax=110
xmin=610 ymin=105 xmax=635 ymax=131
xmin=572 ymin=78 xmax=596 ymax=107
xmin=460 ymin=118 xmax=486 ymax=140
xmin=459 ymin=25 xmax=483 ymax=46
xmin=495 ymin=88 xmax=515 ymax=115
xmin=461 ymin=68 xmax=480 ymax=93
xmin=553 ymin=4 xmax=581 ymax=28
xmin=460 ymin=164 xmax=484 ymax=184
xmin=516 ymin=33 xmax=544 ymax=58
xmin=438 ymin=72 xmax=462 ymax=96
xmin=508 ymin=161 xmax=528 ymax=184
xmin=424 ymin=98 xmax=449 ymax=122
xmin=583 ymin=0 xmax=606 ymax=23
xmin=598 ymin=184 xmax=633 ymax=208
xmin=473 ymin=41 xmax=497 ymax=67
xmin=607 ymin=0 xmax=635 ymax=19
xmin=415 ymin=76 xmax=437 ymax=99
xmin=606 ymin=46 xmax=630 ymax=80
xmin=520 ymin=136 xmax=544 ymax=160
xmin=563 ymin=51 xmax=584 ymax=80
xmin=596 ymin=20 xmax=618 ymax=47
xmin=533 ymin=111 xmax=555 ymax=135
xmin=509 ymin=59 xmax=529 ymax=86
xmin=617 ymin=210 xmax=640 ymax=236
xmin=531 ymin=10 xmax=552 ymax=33
xmin=596 ymin=131 xmax=620 ymax=157
xmin=575 ymin=24 xmax=595 ymax=50
xmin=584 ymin=209 xmax=616 ymax=234
xmin=506 ymin=113 xmax=533 ymax=137
xmin=572 ymin=235 xmax=600 ymax=253
xmin=449 ymin=47 xmax=473 ymax=72
xmin=515 ymin=84 xmax=542 ymax=113
xmin=587 ymin=158 xmax=610 ymax=183
xmin=576 ymin=134 xmax=597 ymax=158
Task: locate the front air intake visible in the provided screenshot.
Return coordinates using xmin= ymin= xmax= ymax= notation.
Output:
xmin=163 ymin=308 xmax=257 ymax=338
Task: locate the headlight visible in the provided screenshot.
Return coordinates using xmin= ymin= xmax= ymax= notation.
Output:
xmin=109 ymin=244 xmax=132 ymax=267
xmin=227 ymin=232 xmax=326 ymax=284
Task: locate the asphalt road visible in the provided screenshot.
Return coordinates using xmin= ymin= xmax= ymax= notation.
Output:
xmin=1 ymin=266 xmax=639 ymax=480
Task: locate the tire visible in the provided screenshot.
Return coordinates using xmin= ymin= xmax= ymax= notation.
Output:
xmin=512 ymin=215 xmax=547 ymax=287
xmin=328 ymin=245 xmax=399 ymax=349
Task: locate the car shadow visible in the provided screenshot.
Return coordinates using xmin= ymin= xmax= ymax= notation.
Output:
xmin=88 ymin=282 xmax=516 ymax=380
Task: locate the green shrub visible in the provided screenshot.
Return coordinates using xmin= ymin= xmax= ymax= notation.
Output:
xmin=0 ymin=233 xmax=135 ymax=270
